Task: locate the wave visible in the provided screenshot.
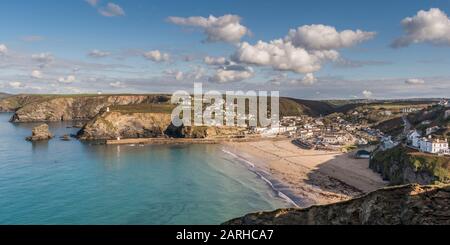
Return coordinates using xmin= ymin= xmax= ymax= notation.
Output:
xmin=221 ymin=148 xmax=299 ymax=208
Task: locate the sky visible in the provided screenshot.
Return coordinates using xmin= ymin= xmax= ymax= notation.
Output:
xmin=0 ymin=0 xmax=450 ymax=99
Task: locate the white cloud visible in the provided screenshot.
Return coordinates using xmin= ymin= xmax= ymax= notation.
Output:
xmin=32 ymin=53 xmax=54 ymax=64
xmin=31 ymin=70 xmax=43 ymax=79
xmin=109 ymin=81 xmax=125 ymax=88
xmin=405 ymin=78 xmax=425 ymax=85
xmin=362 ymin=90 xmax=373 ymax=98
xmin=143 ymin=50 xmax=170 ymax=62
xmin=233 ymin=24 xmax=373 ymax=77
xmin=301 ymin=73 xmax=317 ymax=85
xmin=164 ymin=69 xmax=184 ymax=81
xmin=98 ymin=3 xmax=125 ymax=17
xmin=0 ymin=44 xmax=7 ymax=55
xmin=204 ymin=56 xmax=227 ymax=65
xmin=286 ymin=24 xmax=376 ymax=50
xmin=392 ymin=8 xmax=450 ymax=48
xmin=88 ymin=49 xmax=111 ymax=58
xmin=233 ymin=39 xmax=339 ymax=74
xmin=167 ymin=14 xmax=250 ymax=43
xmin=209 ymin=66 xmax=254 ymax=83
xmin=9 ymin=81 xmax=23 ymax=89
xmin=58 ymin=75 xmax=76 ymax=84
xmin=288 ymin=73 xmax=318 ymax=86
xmin=85 ymin=0 xmax=100 ymax=6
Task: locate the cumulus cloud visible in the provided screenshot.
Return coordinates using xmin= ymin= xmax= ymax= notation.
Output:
xmin=285 ymin=24 xmax=376 ymax=50
xmin=98 ymin=3 xmax=125 ymax=17
xmin=405 ymin=78 xmax=425 ymax=85
xmin=32 ymin=53 xmax=54 ymax=64
xmin=109 ymin=81 xmax=125 ymax=88
xmin=88 ymin=49 xmax=111 ymax=58
xmin=164 ymin=69 xmax=185 ymax=81
xmin=209 ymin=65 xmax=254 ymax=83
xmin=0 ymin=44 xmax=7 ymax=55
xmin=233 ymin=39 xmax=339 ymax=74
xmin=167 ymin=14 xmax=250 ymax=43
xmin=204 ymin=56 xmax=228 ymax=65
xmin=392 ymin=8 xmax=450 ymax=48
xmin=143 ymin=50 xmax=170 ymax=62
xmin=232 ymin=24 xmax=373 ymax=76
xmin=288 ymin=73 xmax=318 ymax=86
xmin=9 ymin=81 xmax=23 ymax=88
xmin=31 ymin=70 xmax=43 ymax=79
xmin=58 ymin=75 xmax=76 ymax=84
xmin=362 ymin=90 xmax=373 ymax=98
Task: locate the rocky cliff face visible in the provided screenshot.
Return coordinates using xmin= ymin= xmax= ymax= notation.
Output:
xmin=77 ymin=108 xmax=248 ymax=140
xmin=77 ymin=110 xmax=173 ymax=140
xmin=370 ymin=146 xmax=450 ymax=185
xmin=8 ymin=95 xmax=170 ymax=122
xmin=224 ymin=184 xmax=450 ymax=225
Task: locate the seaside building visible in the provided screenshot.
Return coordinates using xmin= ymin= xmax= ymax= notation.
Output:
xmin=419 ymin=136 xmax=449 ymax=154
xmin=407 ymin=130 xmax=421 ymax=148
xmin=425 ymin=126 xmax=440 ymax=136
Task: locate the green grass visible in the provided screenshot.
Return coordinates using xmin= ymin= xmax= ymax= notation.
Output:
xmin=109 ymin=104 xmax=176 ymax=114
xmin=372 ymin=146 xmax=450 ymax=184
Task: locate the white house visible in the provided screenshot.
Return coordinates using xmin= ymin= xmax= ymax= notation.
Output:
xmin=407 ymin=130 xmax=421 ymax=148
xmin=445 ymin=110 xmax=450 ymax=119
xmin=419 ymin=137 xmax=449 ymax=154
xmin=381 ymin=136 xmax=398 ymax=150
xmin=425 ymin=126 xmax=440 ymax=136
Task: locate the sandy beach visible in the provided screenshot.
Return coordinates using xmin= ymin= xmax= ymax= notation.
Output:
xmin=223 ymin=138 xmax=387 ymax=207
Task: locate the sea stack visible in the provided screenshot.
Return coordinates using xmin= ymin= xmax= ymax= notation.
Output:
xmin=26 ymin=124 xmax=53 ymax=141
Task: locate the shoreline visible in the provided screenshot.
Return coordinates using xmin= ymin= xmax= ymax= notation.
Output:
xmin=222 ymin=139 xmax=388 ymax=208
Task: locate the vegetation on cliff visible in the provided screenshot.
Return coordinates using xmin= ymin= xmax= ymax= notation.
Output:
xmin=370 ymin=146 xmax=450 ymax=185
xmin=224 ymin=184 xmax=450 ymax=225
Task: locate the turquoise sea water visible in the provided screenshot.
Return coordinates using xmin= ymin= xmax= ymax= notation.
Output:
xmin=0 ymin=113 xmax=289 ymax=224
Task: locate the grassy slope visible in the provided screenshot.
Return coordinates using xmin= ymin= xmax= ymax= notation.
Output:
xmin=372 ymin=146 xmax=450 ymax=185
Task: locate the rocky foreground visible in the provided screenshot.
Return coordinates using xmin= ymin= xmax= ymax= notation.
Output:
xmin=224 ymin=184 xmax=450 ymax=225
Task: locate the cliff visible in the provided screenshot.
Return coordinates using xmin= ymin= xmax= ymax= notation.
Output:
xmin=77 ymin=104 xmax=247 ymax=140
xmin=224 ymin=184 xmax=450 ymax=225
xmin=77 ymin=105 xmax=173 ymax=140
xmin=6 ymin=94 xmax=170 ymax=122
xmin=370 ymin=146 xmax=450 ymax=185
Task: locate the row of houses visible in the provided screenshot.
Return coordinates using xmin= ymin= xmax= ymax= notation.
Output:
xmin=407 ymin=130 xmax=449 ymax=155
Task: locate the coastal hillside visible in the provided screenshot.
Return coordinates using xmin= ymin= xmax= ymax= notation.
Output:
xmin=0 ymin=94 xmax=442 ymax=123
xmin=0 ymin=92 xmax=10 ymax=99
xmin=1 ymin=94 xmax=345 ymax=122
xmin=3 ymin=94 xmax=170 ymax=122
xmin=77 ymin=104 xmax=247 ymax=140
xmin=370 ymin=146 xmax=450 ymax=185
xmin=77 ymin=104 xmax=174 ymax=140
xmin=224 ymin=184 xmax=450 ymax=225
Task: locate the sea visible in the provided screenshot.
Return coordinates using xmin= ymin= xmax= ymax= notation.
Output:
xmin=0 ymin=113 xmax=290 ymax=224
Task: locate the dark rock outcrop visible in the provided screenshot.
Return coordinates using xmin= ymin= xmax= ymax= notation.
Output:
xmin=224 ymin=184 xmax=450 ymax=225
xmin=26 ymin=124 xmax=53 ymax=141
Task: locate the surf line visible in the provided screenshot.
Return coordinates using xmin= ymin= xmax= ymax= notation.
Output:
xmin=222 ymin=148 xmax=299 ymax=208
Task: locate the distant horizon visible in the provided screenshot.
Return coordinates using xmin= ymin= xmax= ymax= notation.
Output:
xmin=1 ymin=91 xmax=448 ymax=102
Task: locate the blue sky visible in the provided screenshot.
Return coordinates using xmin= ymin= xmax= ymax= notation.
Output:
xmin=0 ymin=0 xmax=450 ymax=99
